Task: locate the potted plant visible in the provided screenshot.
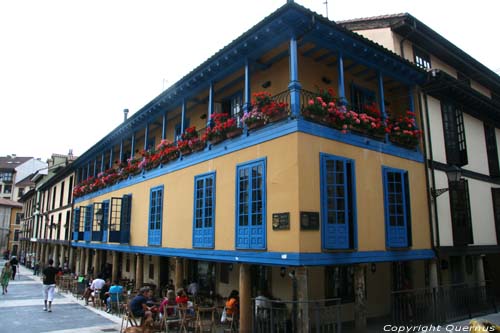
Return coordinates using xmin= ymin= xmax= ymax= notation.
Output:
xmin=250 ymin=92 xmax=288 ymax=123
xmin=241 ymin=108 xmax=266 ymax=130
xmin=303 ymin=87 xmax=337 ymax=124
xmin=386 ymin=111 xmax=421 ymax=149
xmin=177 ymin=126 xmax=205 ymax=153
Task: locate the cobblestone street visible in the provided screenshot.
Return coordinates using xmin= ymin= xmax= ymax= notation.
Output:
xmin=0 ymin=259 xmax=122 ymax=333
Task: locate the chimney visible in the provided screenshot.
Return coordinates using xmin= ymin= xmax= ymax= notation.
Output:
xmin=68 ymin=149 xmax=73 ymax=157
xmin=123 ymin=109 xmax=129 ymax=122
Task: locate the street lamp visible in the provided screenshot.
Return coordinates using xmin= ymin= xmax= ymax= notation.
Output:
xmin=431 ymin=165 xmax=462 ymax=198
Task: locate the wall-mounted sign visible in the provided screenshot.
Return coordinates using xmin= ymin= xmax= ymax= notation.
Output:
xmin=300 ymin=211 xmax=319 ymax=230
xmin=272 ymin=212 xmax=290 ymax=230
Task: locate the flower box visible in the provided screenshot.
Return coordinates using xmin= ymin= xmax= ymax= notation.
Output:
xmin=226 ymin=127 xmax=243 ymax=139
xmin=267 ymin=112 xmax=288 ymax=123
xmin=190 ymin=140 xmax=206 ymax=152
xmin=209 ymin=135 xmax=226 ymax=145
xmin=247 ymin=119 xmax=266 ymax=130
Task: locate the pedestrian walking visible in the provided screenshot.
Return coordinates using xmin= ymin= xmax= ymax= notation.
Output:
xmin=9 ymin=256 xmax=18 ymax=280
xmin=1 ymin=262 xmax=12 ymax=294
xmin=42 ymin=259 xmax=58 ymax=312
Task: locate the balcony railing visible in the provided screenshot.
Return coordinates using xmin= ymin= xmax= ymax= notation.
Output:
xmin=391 ymin=282 xmax=497 ymax=326
xmin=73 ymin=89 xmax=420 ymax=199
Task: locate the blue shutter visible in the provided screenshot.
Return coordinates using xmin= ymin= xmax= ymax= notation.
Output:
xmin=84 ymin=204 xmax=93 ymax=241
xmin=72 ymin=208 xmax=80 ymax=241
xmin=120 ymin=194 xmax=132 ymax=244
xmin=193 ymin=173 xmax=215 ymax=248
xmin=236 ymin=159 xmax=266 ymax=249
xmin=321 ymin=154 xmax=355 ymax=250
xmin=101 ymin=200 xmax=109 ymax=242
xmin=383 ymin=167 xmax=409 ymax=248
xmin=148 ymin=186 xmax=163 ymax=246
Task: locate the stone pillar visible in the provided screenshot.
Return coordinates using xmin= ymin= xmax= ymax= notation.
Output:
xmin=135 ymin=254 xmax=144 ymax=290
xmin=68 ymin=246 xmax=74 ymax=273
xmin=84 ymin=248 xmax=91 ymax=275
xmin=39 ymin=243 xmax=45 ymax=264
xmin=45 ymin=244 xmax=50 ymax=263
xmin=429 ymin=260 xmax=439 ymax=289
xmin=174 ymin=257 xmax=183 ymax=291
xmin=239 ymin=263 xmax=251 ymax=333
xmin=53 ymin=245 xmax=59 ymax=266
xmin=92 ymin=250 xmax=100 ymax=275
xmin=354 ymin=264 xmax=367 ymax=333
xmin=296 ymin=267 xmax=310 ymax=332
xmin=131 ymin=254 xmax=136 ymax=282
xmin=112 ymin=251 xmax=119 ymax=282
xmin=476 ymin=255 xmax=486 ymax=287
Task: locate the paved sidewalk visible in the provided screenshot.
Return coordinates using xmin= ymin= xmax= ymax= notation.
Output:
xmin=0 ymin=259 xmax=122 ymax=333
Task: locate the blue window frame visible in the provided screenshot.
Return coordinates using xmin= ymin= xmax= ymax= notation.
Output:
xmin=72 ymin=207 xmax=81 ymax=241
xmin=320 ymin=153 xmax=357 ymax=250
xmin=83 ymin=204 xmax=93 ymax=241
xmin=236 ymin=158 xmax=266 ymax=249
xmin=193 ymin=172 xmax=216 ymax=248
xmin=101 ymin=200 xmax=109 ymax=242
xmin=382 ymin=167 xmax=412 ymax=248
xmin=148 ymin=186 xmax=163 ymax=246
xmin=350 ymin=83 xmax=376 ymax=113
xmin=92 ymin=202 xmax=102 ymax=241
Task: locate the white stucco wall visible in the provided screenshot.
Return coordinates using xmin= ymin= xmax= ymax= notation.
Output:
xmin=426 ymin=96 xmax=447 ymax=164
xmin=463 ymin=113 xmax=488 ymax=175
xmin=468 ymin=179 xmax=498 ymax=245
xmin=435 ymin=170 xmax=453 ymax=246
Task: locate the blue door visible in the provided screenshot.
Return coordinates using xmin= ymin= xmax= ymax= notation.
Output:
xmin=321 ymin=154 xmax=355 ymax=250
xmin=101 ymin=200 xmax=109 ymax=242
xmin=236 ymin=159 xmax=266 ymax=249
xmin=193 ymin=173 xmax=215 ymax=248
xmin=83 ymin=205 xmax=93 ymax=241
xmin=383 ymin=168 xmax=410 ymax=248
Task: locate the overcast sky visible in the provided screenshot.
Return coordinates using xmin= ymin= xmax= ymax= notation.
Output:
xmin=1 ymin=0 xmax=498 ymax=161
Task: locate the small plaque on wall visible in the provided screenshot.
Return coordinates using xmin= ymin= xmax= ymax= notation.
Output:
xmin=300 ymin=211 xmax=319 ymax=230
xmin=272 ymin=212 xmax=290 ymax=230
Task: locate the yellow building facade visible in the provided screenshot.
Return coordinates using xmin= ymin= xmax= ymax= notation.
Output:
xmin=69 ymin=3 xmax=433 ymax=330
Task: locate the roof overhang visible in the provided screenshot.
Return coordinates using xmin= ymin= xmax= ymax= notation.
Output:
xmin=73 ymin=3 xmax=425 ymax=168
xmin=423 ymin=69 xmax=500 ymax=125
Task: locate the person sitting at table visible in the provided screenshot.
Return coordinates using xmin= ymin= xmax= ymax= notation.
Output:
xmin=129 ymin=286 xmax=155 ymax=322
xmin=225 ymin=290 xmax=239 ymax=317
xmin=159 ymin=289 xmax=177 ymax=318
xmin=175 ymin=288 xmax=189 ymax=306
xmin=105 ymin=280 xmax=124 ymax=313
xmin=84 ymin=274 xmax=105 ymax=306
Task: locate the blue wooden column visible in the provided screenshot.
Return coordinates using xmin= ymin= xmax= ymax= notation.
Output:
xmin=130 ymin=133 xmax=135 ymax=160
xmin=207 ymin=83 xmax=214 ymax=127
xmin=109 ymin=148 xmax=113 ymax=169
xmin=243 ymin=59 xmax=251 ymax=114
xmin=377 ymin=71 xmax=388 ymax=142
xmin=86 ymin=162 xmax=90 ymax=179
xmin=181 ymin=99 xmax=186 ymax=134
xmin=162 ymin=113 xmax=167 ymax=140
xmin=408 ymin=85 xmax=419 ymax=128
xmin=337 ymin=52 xmax=346 ymax=104
xmin=288 ymin=36 xmax=302 ymax=118
xmin=93 ymin=159 xmax=97 ymax=177
xmin=144 ymin=123 xmax=149 ymax=150
xmin=100 ymin=152 xmax=105 ymax=172
xmin=119 ymin=140 xmax=124 ymax=164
